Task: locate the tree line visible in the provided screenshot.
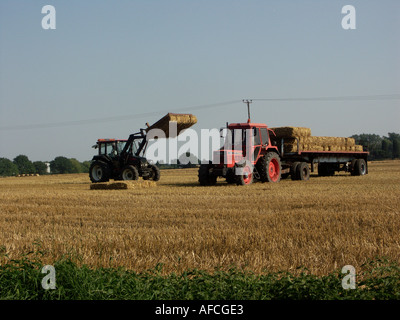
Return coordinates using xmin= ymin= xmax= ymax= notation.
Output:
xmin=350 ymin=132 xmax=400 ymax=160
xmin=0 ymin=155 xmax=91 ymax=177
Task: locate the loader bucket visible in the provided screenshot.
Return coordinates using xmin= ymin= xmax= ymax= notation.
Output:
xmin=146 ymin=113 xmax=197 ymax=138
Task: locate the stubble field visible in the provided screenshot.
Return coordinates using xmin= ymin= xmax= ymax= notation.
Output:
xmin=0 ymin=160 xmax=399 ymax=276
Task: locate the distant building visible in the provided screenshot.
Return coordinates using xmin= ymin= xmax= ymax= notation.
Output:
xmin=45 ymin=162 xmax=51 ymax=174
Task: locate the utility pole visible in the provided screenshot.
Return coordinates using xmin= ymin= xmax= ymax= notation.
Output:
xmin=243 ymin=99 xmax=252 ymax=123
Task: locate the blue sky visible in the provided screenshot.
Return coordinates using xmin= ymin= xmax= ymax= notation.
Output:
xmin=0 ymin=0 xmax=399 ymax=162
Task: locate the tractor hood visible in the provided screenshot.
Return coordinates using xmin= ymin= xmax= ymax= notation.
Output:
xmin=213 ymin=149 xmax=243 ymax=167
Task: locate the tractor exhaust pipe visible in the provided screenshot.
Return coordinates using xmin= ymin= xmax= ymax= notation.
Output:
xmin=243 ymin=99 xmax=252 ymax=123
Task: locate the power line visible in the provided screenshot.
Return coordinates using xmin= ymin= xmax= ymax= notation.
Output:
xmin=0 ymin=100 xmax=241 ymax=131
xmin=0 ymin=94 xmax=399 ymax=131
xmin=251 ymin=94 xmax=400 ymax=102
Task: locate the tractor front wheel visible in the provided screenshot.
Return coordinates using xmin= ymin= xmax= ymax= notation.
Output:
xmin=198 ymin=164 xmax=217 ymax=186
xmin=121 ymin=165 xmax=139 ymax=181
xmin=235 ymin=161 xmax=254 ymax=185
xmin=150 ymin=164 xmax=160 ymax=181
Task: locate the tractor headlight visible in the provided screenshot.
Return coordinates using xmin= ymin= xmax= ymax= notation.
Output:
xmin=140 ymin=158 xmax=148 ymax=167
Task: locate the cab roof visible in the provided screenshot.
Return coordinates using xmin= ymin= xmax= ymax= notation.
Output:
xmin=227 ymin=123 xmax=269 ymax=129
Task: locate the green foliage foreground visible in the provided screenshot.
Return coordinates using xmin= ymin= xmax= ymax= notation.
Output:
xmin=0 ymin=249 xmax=399 ymax=300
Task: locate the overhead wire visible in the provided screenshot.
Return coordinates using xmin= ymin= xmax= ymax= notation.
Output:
xmin=0 ymin=94 xmax=399 ymax=131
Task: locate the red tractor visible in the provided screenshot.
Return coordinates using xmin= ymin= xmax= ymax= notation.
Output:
xmin=199 ymin=122 xmax=281 ymax=186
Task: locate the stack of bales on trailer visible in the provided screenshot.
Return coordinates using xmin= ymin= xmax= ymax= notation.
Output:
xmin=270 ymin=127 xmax=364 ymax=153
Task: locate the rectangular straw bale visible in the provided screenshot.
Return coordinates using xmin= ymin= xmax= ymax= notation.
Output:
xmin=90 ymin=181 xmax=157 ymax=190
xmin=90 ymin=182 xmax=130 ymax=190
xmin=354 ymin=145 xmax=363 ymax=152
xmin=283 ymin=143 xmax=298 ymax=153
xmin=270 ymin=127 xmax=311 ymax=138
xmin=146 ymin=113 xmax=197 ymax=138
xmin=345 ymin=138 xmax=356 ymax=146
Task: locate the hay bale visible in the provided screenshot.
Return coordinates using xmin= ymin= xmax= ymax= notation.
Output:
xmin=270 ymin=127 xmax=311 ymax=138
xmin=90 ymin=182 xmax=129 ymax=190
xmin=355 ymin=145 xmax=363 ymax=152
xmin=146 ymin=113 xmax=197 ymax=138
xmin=90 ymin=180 xmax=157 ymax=190
xmin=283 ymin=143 xmax=299 ymax=153
xmin=345 ymin=138 xmax=355 ymax=146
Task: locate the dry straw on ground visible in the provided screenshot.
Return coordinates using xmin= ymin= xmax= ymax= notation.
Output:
xmin=1 ymin=161 xmax=399 ymax=276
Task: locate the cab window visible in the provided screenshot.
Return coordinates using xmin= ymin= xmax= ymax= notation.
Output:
xmin=253 ymin=128 xmax=261 ymax=146
xmin=99 ymin=143 xmax=106 ymax=155
xmin=260 ymin=128 xmax=269 ymax=145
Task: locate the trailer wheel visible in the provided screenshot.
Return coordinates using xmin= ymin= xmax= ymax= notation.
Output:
xmin=198 ymin=164 xmax=217 ymax=186
xmin=121 ymin=165 xmax=139 ymax=181
xmin=256 ymin=152 xmax=281 ymax=183
xmin=89 ymin=161 xmax=110 ymax=183
xmin=290 ymin=162 xmax=300 ymax=180
xmin=353 ymin=159 xmax=367 ymax=176
xmin=296 ymin=162 xmax=310 ymax=181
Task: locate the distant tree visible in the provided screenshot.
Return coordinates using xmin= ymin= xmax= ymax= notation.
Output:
xmin=381 ymin=139 xmax=391 ymax=158
xmin=81 ymin=161 xmax=91 ymax=173
xmin=351 ymin=134 xmax=382 ymax=152
xmin=0 ymin=158 xmax=19 ymax=176
xmin=387 ymin=132 xmax=400 ymax=141
xmin=50 ymin=156 xmax=74 ymax=174
xmin=33 ymin=161 xmax=48 ymax=175
xmin=69 ymin=158 xmax=83 ymax=173
xmin=393 ymin=139 xmax=400 ymax=159
xmin=13 ymin=155 xmax=35 ymax=174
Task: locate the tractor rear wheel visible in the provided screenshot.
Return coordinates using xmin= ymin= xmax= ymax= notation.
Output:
xmin=296 ymin=162 xmax=310 ymax=181
xmin=198 ymin=164 xmax=217 ymax=186
xmin=121 ymin=165 xmax=139 ymax=181
xmin=89 ymin=161 xmax=110 ymax=183
xmin=257 ymin=152 xmax=281 ymax=183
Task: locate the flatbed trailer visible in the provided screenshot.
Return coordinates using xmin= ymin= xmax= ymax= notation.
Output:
xmin=199 ymin=122 xmax=369 ymax=185
xmin=279 ymin=148 xmax=369 ymax=180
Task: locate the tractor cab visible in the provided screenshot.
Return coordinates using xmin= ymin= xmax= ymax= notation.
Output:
xmin=93 ymin=139 xmax=128 ymax=158
xmin=215 ymin=123 xmax=275 ymax=167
